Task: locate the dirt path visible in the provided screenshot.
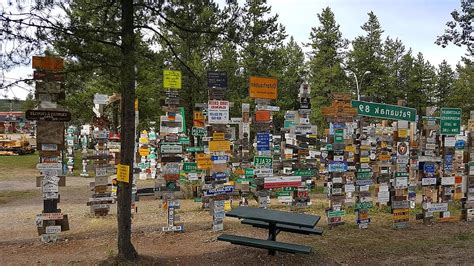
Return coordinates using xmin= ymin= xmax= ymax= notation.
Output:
xmin=0 ymin=173 xmax=473 ymax=265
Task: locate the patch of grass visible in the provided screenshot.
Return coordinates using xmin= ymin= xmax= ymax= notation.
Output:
xmin=455 ymin=232 xmax=474 ymax=241
xmin=0 ymin=152 xmax=38 ymax=169
xmin=0 ymin=190 xmax=38 ymax=204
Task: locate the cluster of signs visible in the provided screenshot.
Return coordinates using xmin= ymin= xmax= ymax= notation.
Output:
xmin=30 ymin=56 xmax=70 ymax=242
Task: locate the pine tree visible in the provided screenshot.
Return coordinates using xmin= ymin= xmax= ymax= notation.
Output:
xmin=381 ymin=37 xmax=406 ymax=104
xmin=435 ymin=60 xmax=455 ymax=107
xmin=306 ymin=7 xmax=348 ymax=128
xmin=347 ymin=11 xmax=385 ymax=102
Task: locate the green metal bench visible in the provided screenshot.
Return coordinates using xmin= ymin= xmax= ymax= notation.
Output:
xmin=217 ymin=234 xmax=312 ymax=254
xmin=241 ymin=219 xmax=323 ymax=236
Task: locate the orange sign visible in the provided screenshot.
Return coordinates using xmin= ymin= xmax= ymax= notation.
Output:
xmin=255 ymin=110 xmax=271 ymax=122
xmin=249 ymin=76 xmax=278 ymax=99
xmin=209 ymin=140 xmax=231 ymax=152
xmin=32 ymin=56 xmax=64 ymax=71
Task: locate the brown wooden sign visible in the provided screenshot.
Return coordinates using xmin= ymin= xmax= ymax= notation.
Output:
xmin=26 ymin=109 xmax=71 ymax=122
xmin=36 ymin=121 xmax=65 ymax=145
xmin=32 ymin=56 xmax=64 ymax=71
xmin=331 ymin=93 xmax=352 ymax=102
xmin=34 ymin=71 xmax=64 ymax=81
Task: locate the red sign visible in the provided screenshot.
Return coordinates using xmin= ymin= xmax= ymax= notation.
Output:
xmin=32 ymin=56 xmax=64 ymax=71
xmin=255 ymin=110 xmax=271 ymax=122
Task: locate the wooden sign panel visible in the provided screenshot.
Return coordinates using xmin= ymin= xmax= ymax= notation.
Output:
xmin=32 ymin=56 xmax=64 ymax=71
xmin=37 ymin=121 xmax=65 ymax=145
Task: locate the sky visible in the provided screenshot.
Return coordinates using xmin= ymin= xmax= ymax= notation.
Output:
xmin=1 ymin=0 xmax=467 ymax=100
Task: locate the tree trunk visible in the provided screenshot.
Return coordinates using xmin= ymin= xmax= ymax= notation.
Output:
xmin=117 ymin=0 xmax=138 ymax=260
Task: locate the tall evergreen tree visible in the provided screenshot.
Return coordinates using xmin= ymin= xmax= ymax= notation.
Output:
xmin=449 ymin=58 xmax=474 ymax=123
xmin=347 ymin=11 xmax=385 ymax=101
xmin=406 ymin=52 xmax=437 ymax=112
xmin=306 ymin=7 xmax=348 ymax=128
xmin=435 ymin=60 xmax=455 ymax=107
xmin=381 ymin=37 xmax=406 ymax=103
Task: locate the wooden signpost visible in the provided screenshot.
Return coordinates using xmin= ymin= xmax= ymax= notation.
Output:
xmin=31 ymin=56 xmax=69 ymax=243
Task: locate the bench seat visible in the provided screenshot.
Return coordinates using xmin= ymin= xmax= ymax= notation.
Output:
xmin=217 ymin=234 xmax=311 ymax=254
xmin=241 ymin=219 xmax=323 ymax=235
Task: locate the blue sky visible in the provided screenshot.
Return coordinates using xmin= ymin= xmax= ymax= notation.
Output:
xmin=2 ymin=0 xmax=467 ymax=100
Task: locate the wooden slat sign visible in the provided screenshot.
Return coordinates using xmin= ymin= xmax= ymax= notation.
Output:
xmin=32 ymin=56 xmax=64 ymax=71
xmin=116 ymin=164 xmax=130 ymax=183
xmin=249 ymin=76 xmax=277 ymax=99
xmin=163 ymin=70 xmax=182 ymax=89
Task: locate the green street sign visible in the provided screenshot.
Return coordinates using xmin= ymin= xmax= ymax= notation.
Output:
xmin=183 ymin=162 xmax=197 ymax=172
xmin=284 ymin=120 xmax=295 ymax=128
xmin=192 ymin=127 xmax=207 ymax=137
xmin=356 ymin=172 xmax=372 ymax=179
xmin=236 ymin=178 xmax=253 ymax=183
xmin=178 ymin=136 xmax=190 ymax=144
xmin=327 ymin=210 xmax=346 ymax=218
xmin=355 ymin=201 xmax=373 ymax=210
xmin=186 ymin=146 xmax=204 ymax=152
xmin=253 ymin=156 xmax=272 ymax=167
xmin=334 ymin=129 xmax=344 ymax=143
xmin=276 ymin=191 xmax=291 ymax=197
xmin=244 ymin=168 xmax=254 ymax=177
xmin=326 ymin=144 xmax=333 ymax=151
xmin=283 ymin=187 xmax=297 ymax=192
xmin=294 ymin=169 xmax=316 ymax=177
xmin=440 ymin=108 xmax=461 ymax=135
xmin=351 ymin=100 xmax=416 ymax=122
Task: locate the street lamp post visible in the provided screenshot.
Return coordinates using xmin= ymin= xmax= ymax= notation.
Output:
xmin=347 ymin=70 xmax=371 ymax=101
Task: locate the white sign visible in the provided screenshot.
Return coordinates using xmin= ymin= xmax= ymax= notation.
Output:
xmin=95 ymin=167 xmax=108 ymax=177
xmin=43 ymin=175 xmax=60 ymax=184
xmin=425 ymin=143 xmax=436 ymax=150
xmin=422 ymin=177 xmax=437 ymax=186
xmin=277 ymin=196 xmax=293 ymax=203
xmin=41 ymin=144 xmax=58 ymax=151
xmin=395 ymin=177 xmax=408 ymax=188
xmin=208 ymin=100 xmax=230 ymax=124
xmin=42 ymin=182 xmax=59 ymax=193
xmin=344 ymin=184 xmax=355 ymax=193
xmin=93 ymin=93 xmax=108 ymax=105
xmin=160 ymin=144 xmax=182 ymax=154
xmin=45 ymin=225 xmax=62 ymax=234
xmin=445 ymin=137 xmax=456 ymax=147
xmin=441 ymin=176 xmax=455 ymax=185
xmin=37 ymin=163 xmax=63 ymax=170
xmin=426 ymin=202 xmax=448 ymax=212
xmin=256 ymin=105 xmax=280 ymax=112
xmin=254 ymin=168 xmax=273 ymax=177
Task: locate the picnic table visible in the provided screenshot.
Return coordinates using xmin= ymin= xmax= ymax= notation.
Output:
xmin=218 ymin=206 xmax=323 ymax=255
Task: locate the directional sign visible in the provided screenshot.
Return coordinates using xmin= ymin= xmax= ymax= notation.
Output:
xmin=351 ymin=100 xmax=416 ymax=122
xmin=26 ymin=110 xmax=71 ymax=122
xmin=440 ymin=108 xmax=461 ymax=135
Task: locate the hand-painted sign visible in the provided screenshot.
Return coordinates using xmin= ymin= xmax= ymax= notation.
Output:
xmin=249 ymin=76 xmax=278 ymax=99
xmin=351 ymin=100 xmax=416 ymax=122
xmin=116 ymin=164 xmax=130 ymax=183
xmin=26 ymin=110 xmax=71 ymax=122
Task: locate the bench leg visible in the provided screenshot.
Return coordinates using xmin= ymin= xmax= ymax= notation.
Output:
xmin=268 ymin=222 xmax=277 ymax=255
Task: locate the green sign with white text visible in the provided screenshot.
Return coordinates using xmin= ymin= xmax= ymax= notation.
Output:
xmin=440 ymin=108 xmax=461 ymax=135
xmin=351 ymin=100 xmax=416 ymax=122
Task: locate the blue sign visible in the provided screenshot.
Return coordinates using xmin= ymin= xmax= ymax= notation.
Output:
xmin=356 ymin=179 xmax=373 ymax=186
xmin=204 ymin=185 xmax=234 ymax=196
xmin=423 ymin=162 xmax=435 ymax=174
xmin=211 ymin=155 xmax=229 ymax=161
xmin=212 ymin=172 xmax=228 ymax=180
xmin=257 ymin=133 xmax=270 ymax=151
xmin=455 ymin=140 xmax=465 ymax=150
xmin=328 ymin=162 xmax=348 ymax=173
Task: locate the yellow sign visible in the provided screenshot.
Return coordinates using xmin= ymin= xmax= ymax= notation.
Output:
xmin=398 ymin=128 xmax=408 ymax=138
xmin=379 ymin=154 xmax=391 ymax=161
xmin=163 ymin=70 xmax=182 ymax=89
xmin=392 ymin=209 xmax=409 ymax=221
xmin=360 ymin=157 xmax=370 ymax=163
xmin=117 ymin=164 xmax=130 ymax=183
xmin=345 ymin=145 xmax=356 ymax=153
xmin=193 ymin=111 xmax=204 ymax=120
xmin=234 ymin=168 xmax=245 ymax=175
xmin=139 ymin=147 xmax=150 ymax=157
xmin=224 ymin=200 xmax=232 ymax=211
xmin=213 ymin=132 xmax=225 ymax=140
xmin=209 ymin=140 xmax=231 ymax=152
xmin=249 ymin=76 xmax=278 ymax=99
xmin=134 ymin=98 xmax=138 ymax=111
xmin=197 ymin=159 xmax=212 ymax=170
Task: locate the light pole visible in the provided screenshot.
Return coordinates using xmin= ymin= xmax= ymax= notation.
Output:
xmin=347 ymin=70 xmax=371 ymax=101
